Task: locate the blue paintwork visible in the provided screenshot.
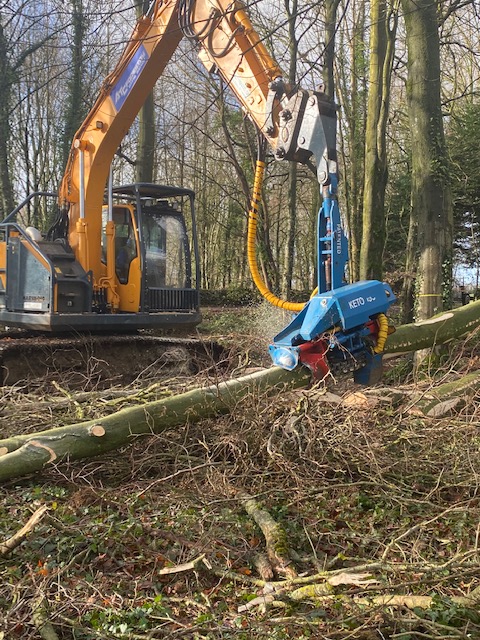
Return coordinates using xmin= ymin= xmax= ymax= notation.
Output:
xmin=317 ymin=178 xmax=348 ymax=293
xmin=353 ymin=352 xmax=384 ymax=385
xmin=270 ymin=281 xmax=395 ymax=380
xmin=269 ymin=178 xmax=396 ymax=381
xmin=273 ymin=281 xmax=395 ymax=347
xmin=111 ymin=45 xmax=149 ymax=112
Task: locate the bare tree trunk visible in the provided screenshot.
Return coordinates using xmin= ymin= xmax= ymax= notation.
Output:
xmin=0 ymin=22 xmax=14 ymax=218
xmin=283 ymin=162 xmax=298 ymax=295
xmin=61 ymin=0 xmax=86 ymax=173
xmin=400 ymin=208 xmax=417 ymax=323
xmin=335 ymin=0 xmax=367 ymax=282
xmin=360 ymin=0 xmax=397 ymax=280
xmin=136 ymin=92 xmax=155 ymax=182
xmin=135 ymin=0 xmax=155 ymax=182
xmin=401 ymin=0 xmax=453 ymax=320
xmin=322 ymin=0 xmax=340 ymax=99
xmin=282 ymin=0 xmax=299 ymax=297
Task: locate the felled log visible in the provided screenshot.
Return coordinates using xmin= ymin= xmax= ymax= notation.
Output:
xmin=0 ymin=367 xmax=310 ymax=482
xmin=385 ymin=299 xmax=480 ymax=354
xmin=239 ymin=492 xmax=297 ymax=578
xmin=412 ymin=370 xmax=480 ymax=417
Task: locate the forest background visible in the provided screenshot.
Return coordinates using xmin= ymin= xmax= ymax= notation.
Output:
xmin=0 ymin=0 xmax=479 ymax=324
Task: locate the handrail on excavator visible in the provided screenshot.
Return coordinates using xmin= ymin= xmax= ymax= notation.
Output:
xmin=1 ymin=192 xmax=57 ymax=225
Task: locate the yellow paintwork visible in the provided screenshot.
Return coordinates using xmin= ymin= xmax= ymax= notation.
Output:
xmin=101 ymin=220 xmax=120 ymax=310
xmin=117 ymin=257 xmax=142 ymax=312
xmin=58 ymin=0 xmax=286 ymax=308
xmin=0 ymin=241 xmax=5 ymax=289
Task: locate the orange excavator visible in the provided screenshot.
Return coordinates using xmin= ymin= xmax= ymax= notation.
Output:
xmin=0 ymin=0 xmax=395 ymax=384
xmin=0 ymin=0 xmax=293 ymax=332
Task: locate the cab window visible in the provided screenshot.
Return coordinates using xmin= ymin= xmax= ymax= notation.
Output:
xmin=101 ymin=206 xmax=137 ymax=284
xmin=142 ymin=212 xmax=187 ymax=289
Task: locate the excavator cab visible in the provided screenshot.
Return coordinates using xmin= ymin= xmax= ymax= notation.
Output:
xmin=104 ymin=184 xmax=200 ymax=319
xmin=0 ymin=184 xmax=201 ymax=332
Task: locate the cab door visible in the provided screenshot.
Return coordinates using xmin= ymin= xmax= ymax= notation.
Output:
xmin=139 ymin=205 xmax=196 ymax=312
xmin=102 ymin=205 xmax=142 ymax=312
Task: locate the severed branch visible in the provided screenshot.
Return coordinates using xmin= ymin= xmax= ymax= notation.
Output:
xmin=241 ymin=589 xmax=480 ymax=614
xmin=158 ymin=554 xmax=210 ymax=575
xmin=238 ymin=492 xmax=298 ymax=578
xmin=0 ymin=504 xmax=49 ymax=556
xmin=151 ymin=541 xmax=480 ymax=617
xmin=237 ymin=564 xmax=480 ymax=613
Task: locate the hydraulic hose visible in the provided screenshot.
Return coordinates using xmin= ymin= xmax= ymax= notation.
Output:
xmin=247 ymin=158 xmax=390 ymax=357
xmin=373 ymin=313 xmax=389 ymax=353
xmin=247 ymin=158 xmax=306 ymax=312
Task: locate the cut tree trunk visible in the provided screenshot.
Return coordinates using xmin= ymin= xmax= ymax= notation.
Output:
xmin=384 ymin=299 xmax=480 ymax=353
xmin=0 ymin=367 xmax=310 ymax=482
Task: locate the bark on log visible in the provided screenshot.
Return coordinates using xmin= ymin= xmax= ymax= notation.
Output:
xmin=413 ymin=370 xmax=480 ymax=416
xmin=0 ymin=367 xmax=310 ymax=482
xmin=239 ymin=492 xmax=297 ymax=578
xmin=385 ymin=299 xmax=480 ymax=353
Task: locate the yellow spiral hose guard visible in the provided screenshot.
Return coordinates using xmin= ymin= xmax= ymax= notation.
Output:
xmin=247 ymin=159 xmax=307 ymax=311
xmin=373 ymin=313 xmax=389 ymax=353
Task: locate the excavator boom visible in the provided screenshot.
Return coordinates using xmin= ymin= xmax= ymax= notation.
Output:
xmin=0 ymin=0 xmax=395 ymax=384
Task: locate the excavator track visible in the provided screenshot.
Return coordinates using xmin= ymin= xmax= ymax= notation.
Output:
xmin=0 ymin=331 xmax=225 ymax=389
